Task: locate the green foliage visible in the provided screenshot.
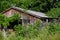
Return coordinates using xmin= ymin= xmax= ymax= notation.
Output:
xmin=8 ymin=13 xmax=21 ymax=22
xmin=0 ymin=31 xmax=4 ymax=40
xmin=48 ymin=22 xmax=60 ymax=33
xmin=0 ymin=0 xmax=10 ymax=13
xmin=14 ymin=24 xmax=25 ymax=36
xmin=0 ymin=13 xmax=9 ymax=27
xmin=0 ymin=16 xmax=60 ymax=40
xmin=5 ymin=21 xmax=60 ymax=40
xmin=14 ymin=20 xmax=41 ymax=37
xmin=0 ymin=0 xmax=60 ymax=13
xmin=0 ymin=13 xmax=20 ymax=28
xmin=47 ymin=8 xmax=60 ymax=18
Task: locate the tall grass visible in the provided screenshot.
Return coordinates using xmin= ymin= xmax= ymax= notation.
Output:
xmin=0 ymin=31 xmax=4 ymax=40
xmin=0 ymin=22 xmax=60 ymax=40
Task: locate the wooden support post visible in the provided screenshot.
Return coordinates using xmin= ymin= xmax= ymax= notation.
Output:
xmin=2 ymin=27 xmax=7 ymax=38
xmin=2 ymin=28 xmax=6 ymax=38
xmin=46 ymin=19 xmax=48 ymax=23
xmin=22 ymin=19 xmax=24 ymax=26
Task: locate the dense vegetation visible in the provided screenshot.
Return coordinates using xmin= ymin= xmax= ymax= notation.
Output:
xmin=0 ymin=0 xmax=60 ymax=13
xmin=0 ymin=0 xmax=60 ymax=40
xmin=0 ymin=0 xmax=60 ymax=17
xmin=46 ymin=8 xmax=60 ymax=18
xmin=6 ymin=22 xmax=60 ymax=40
xmin=0 ymin=13 xmax=60 ymax=40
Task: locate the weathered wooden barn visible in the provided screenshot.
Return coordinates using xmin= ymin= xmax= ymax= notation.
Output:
xmin=2 ymin=6 xmax=48 ymax=25
xmin=2 ymin=6 xmax=60 ymax=29
xmin=1 ymin=6 xmax=60 ymax=37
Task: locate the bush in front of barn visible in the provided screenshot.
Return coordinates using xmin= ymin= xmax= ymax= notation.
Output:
xmin=0 ymin=13 xmax=60 ymax=40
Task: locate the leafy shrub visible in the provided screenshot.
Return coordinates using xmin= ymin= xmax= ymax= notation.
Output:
xmin=47 ymin=8 xmax=60 ymax=18
xmin=14 ymin=24 xmax=27 ymax=37
xmin=0 ymin=13 xmax=60 ymax=40
xmin=14 ymin=20 xmax=41 ymax=38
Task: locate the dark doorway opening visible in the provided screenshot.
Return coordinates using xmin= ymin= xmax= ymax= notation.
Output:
xmin=7 ymin=19 xmax=22 ymax=29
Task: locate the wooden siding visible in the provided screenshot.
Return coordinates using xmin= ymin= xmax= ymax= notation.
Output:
xmin=3 ymin=9 xmax=41 ymax=24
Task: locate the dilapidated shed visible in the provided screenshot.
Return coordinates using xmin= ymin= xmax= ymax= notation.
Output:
xmin=2 ymin=6 xmax=48 ymax=25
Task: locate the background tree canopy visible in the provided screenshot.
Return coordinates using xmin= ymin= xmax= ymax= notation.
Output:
xmin=0 ymin=0 xmax=60 ymax=18
xmin=47 ymin=8 xmax=60 ymax=18
xmin=0 ymin=0 xmax=60 ymax=13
